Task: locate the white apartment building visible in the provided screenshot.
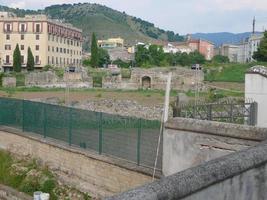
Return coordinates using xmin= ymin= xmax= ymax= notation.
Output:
xmin=237 ymin=33 xmax=263 ymax=63
xmin=0 ymin=12 xmax=83 ymax=71
xmin=219 ymin=44 xmax=239 ymax=62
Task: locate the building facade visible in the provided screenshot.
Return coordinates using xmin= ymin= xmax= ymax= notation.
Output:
xmin=98 ymin=37 xmax=124 ymax=49
xmin=237 ymin=33 xmax=263 ymax=63
xmin=0 ymin=12 xmax=82 ymax=71
xmin=219 ymin=44 xmax=239 ymax=62
xmin=188 ymin=39 xmax=214 ymax=60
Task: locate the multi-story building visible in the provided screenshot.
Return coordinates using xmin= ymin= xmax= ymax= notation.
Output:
xmin=187 ymin=39 xmax=214 ymax=60
xmin=0 ymin=12 xmax=83 ymax=71
xmin=219 ymin=44 xmax=239 ymax=62
xmin=98 ymin=37 xmax=124 ymax=49
xmin=237 ymin=33 xmax=263 ymax=63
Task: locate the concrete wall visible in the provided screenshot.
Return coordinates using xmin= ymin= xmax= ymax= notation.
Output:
xmin=245 ymin=72 xmax=267 ymax=128
xmin=106 ymin=142 xmax=267 ymax=200
xmin=0 ymin=127 xmax=153 ymax=199
xmin=163 ymin=118 xmax=267 ymax=176
xmin=0 ymin=184 xmax=31 ymax=200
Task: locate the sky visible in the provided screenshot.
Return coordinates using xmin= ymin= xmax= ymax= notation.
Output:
xmin=1 ymin=0 xmax=267 ymax=34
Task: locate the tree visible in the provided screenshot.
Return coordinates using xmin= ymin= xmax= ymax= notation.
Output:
xmin=253 ymin=31 xmax=267 ymax=62
xmin=26 ymin=47 xmax=35 ymax=71
xmin=212 ymin=55 xmax=230 ymax=63
xmin=90 ymin=33 xmax=99 ymax=67
xmin=13 ymin=44 xmax=21 ymax=72
xmin=98 ymin=48 xmax=110 ymax=67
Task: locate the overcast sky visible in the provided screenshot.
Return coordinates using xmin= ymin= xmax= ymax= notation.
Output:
xmin=1 ymin=0 xmax=267 ymax=34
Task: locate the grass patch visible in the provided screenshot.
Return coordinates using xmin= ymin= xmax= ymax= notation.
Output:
xmin=204 ymin=62 xmax=267 ymax=82
xmin=0 ymin=150 xmax=91 ymax=199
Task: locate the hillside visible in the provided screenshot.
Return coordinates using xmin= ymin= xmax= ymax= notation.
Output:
xmin=0 ymin=3 xmax=184 ymax=50
xmin=191 ymin=32 xmax=262 ymax=47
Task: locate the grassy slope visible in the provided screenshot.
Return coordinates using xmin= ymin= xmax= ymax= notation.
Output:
xmin=204 ymin=62 xmax=267 ymax=82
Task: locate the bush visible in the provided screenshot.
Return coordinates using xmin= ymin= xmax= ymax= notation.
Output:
xmin=15 ymin=73 xmax=25 ymax=87
xmin=93 ymin=76 xmax=102 ymax=88
xmin=121 ymin=69 xmax=131 ymax=78
xmin=54 ymin=68 xmax=64 ymax=78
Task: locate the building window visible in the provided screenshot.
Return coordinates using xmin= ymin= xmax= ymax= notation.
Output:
xmin=48 ymin=56 xmax=50 ymax=64
xmin=6 ymin=34 xmax=10 ymax=40
xmin=52 ymin=56 xmax=54 ymax=64
xmin=21 ymin=45 xmax=24 ymax=50
xmin=5 ymin=55 xmax=10 ymax=64
xmin=35 ymin=56 xmax=40 ymax=64
xmin=52 ymin=47 xmax=54 ymax=52
xmin=36 ymin=35 xmax=40 ymax=40
xmin=5 ymin=45 xmax=11 ymax=50
xmin=21 ymin=34 xmax=24 ymax=40
xmin=35 ymin=24 xmax=41 ymax=33
xmin=20 ymin=23 xmax=26 ymax=32
xmin=60 ymin=48 xmax=62 ymax=53
xmin=64 ymin=48 xmax=66 ymax=53
xmin=56 ymin=57 xmax=58 ymax=65
xmin=36 ymin=45 xmax=39 ymax=51
xmin=48 ymin=46 xmax=50 ymax=52
xmin=56 ymin=47 xmax=58 ymax=52
xmin=5 ymin=23 xmax=11 ymax=32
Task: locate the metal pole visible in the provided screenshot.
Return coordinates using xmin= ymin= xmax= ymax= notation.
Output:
xmin=68 ymin=107 xmax=72 ymax=146
xmin=98 ymin=112 xmax=103 ymax=154
xmin=137 ymin=118 xmax=141 ymax=166
xmin=153 ymin=72 xmax=172 ymax=180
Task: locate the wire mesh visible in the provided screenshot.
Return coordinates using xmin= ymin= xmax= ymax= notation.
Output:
xmin=0 ymin=97 xmax=162 ymax=170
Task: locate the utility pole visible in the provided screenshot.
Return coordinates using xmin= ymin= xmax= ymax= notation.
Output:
xmin=253 ymin=16 xmax=256 ymax=34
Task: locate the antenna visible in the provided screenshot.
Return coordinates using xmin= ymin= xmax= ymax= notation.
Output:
xmin=253 ymin=16 xmax=256 ymax=34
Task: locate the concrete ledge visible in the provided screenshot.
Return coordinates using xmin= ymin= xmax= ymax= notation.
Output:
xmin=0 ymin=184 xmax=31 ymax=200
xmin=0 ymin=126 xmax=161 ymax=178
xmin=165 ymin=118 xmax=267 ymax=141
xmin=106 ymin=141 xmax=267 ymax=200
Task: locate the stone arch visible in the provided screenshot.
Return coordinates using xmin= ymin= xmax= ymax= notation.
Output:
xmin=141 ymin=76 xmax=151 ymax=89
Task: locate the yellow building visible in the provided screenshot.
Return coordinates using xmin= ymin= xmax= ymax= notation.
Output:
xmin=98 ymin=37 xmax=124 ymax=49
xmin=0 ymin=12 xmax=83 ymax=71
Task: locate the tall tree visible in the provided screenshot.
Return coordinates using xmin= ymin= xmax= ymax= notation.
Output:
xmin=98 ymin=48 xmax=110 ymax=67
xmin=13 ymin=44 xmax=21 ymax=72
xmin=253 ymin=31 xmax=267 ymax=62
xmin=26 ymin=47 xmax=35 ymax=71
xmin=91 ymin=33 xmax=99 ymax=68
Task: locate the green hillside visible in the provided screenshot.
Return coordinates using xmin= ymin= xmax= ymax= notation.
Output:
xmin=0 ymin=3 xmax=184 ymax=51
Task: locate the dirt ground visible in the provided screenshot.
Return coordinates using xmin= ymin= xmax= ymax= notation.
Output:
xmin=0 ymin=89 xmax=176 ymax=107
xmin=204 ymin=82 xmax=244 ymax=92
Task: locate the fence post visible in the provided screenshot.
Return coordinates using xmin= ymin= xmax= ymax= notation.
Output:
xmin=137 ymin=118 xmax=141 ymax=166
xmin=230 ymin=103 xmax=234 ymax=123
xmin=22 ymin=100 xmax=25 ymax=132
xmin=98 ymin=112 xmax=103 ymax=154
xmin=207 ymin=104 xmax=212 ymax=120
xmin=43 ymin=104 xmax=47 ymax=138
xmin=68 ymin=107 xmax=73 ymax=146
xmin=249 ymin=102 xmax=258 ymax=126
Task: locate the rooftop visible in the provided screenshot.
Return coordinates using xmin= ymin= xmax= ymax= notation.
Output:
xmin=247 ymin=65 xmax=267 ymax=78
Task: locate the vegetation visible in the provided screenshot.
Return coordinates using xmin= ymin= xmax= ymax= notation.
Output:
xmin=90 ymin=33 xmax=98 ymax=68
xmin=113 ymin=59 xmax=132 ymax=68
xmin=121 ymin=69 xmax=131 ymax=78
xmin=0 ymin=150 xmax=91 ymax=199
xmin=211 ymin=55 xmax=230 ymax=63
xmin=26 ymin=47 xmax=35 ymax=71
xmin=253 ymin=31 xmax=267 ymax=62
xmin=13 ymin=44 xmax=22 ymax=72
xmin=135 ymin=44 xmax=206 ymax=67
xmin=204 ymin=62 xmax=267 ymax=82
xmin=98 ymin=48 xmax=110 ymax=67
xmin=0 ymin=3 xmax=184 ymax=50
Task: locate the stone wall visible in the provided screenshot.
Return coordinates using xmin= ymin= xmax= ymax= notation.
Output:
xmin=24 ymin=67 xmax=202 ymax=91
xmin=163 ymin=118 xmax=267 ymax=176
xmin=106 ymin=142 xmax=267 ymax=200
xmin=0 ymin=127 xmax=153 ymax=199
xmin=2 ymin=77 xmax=16 ymax=87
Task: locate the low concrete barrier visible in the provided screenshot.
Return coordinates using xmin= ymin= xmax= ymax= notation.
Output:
xmin=106 ymin=141 xmax=267 ymax=200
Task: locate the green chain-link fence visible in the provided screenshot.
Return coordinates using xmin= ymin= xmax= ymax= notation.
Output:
xmin=0 ymin=97 xmax=162 ymax=170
